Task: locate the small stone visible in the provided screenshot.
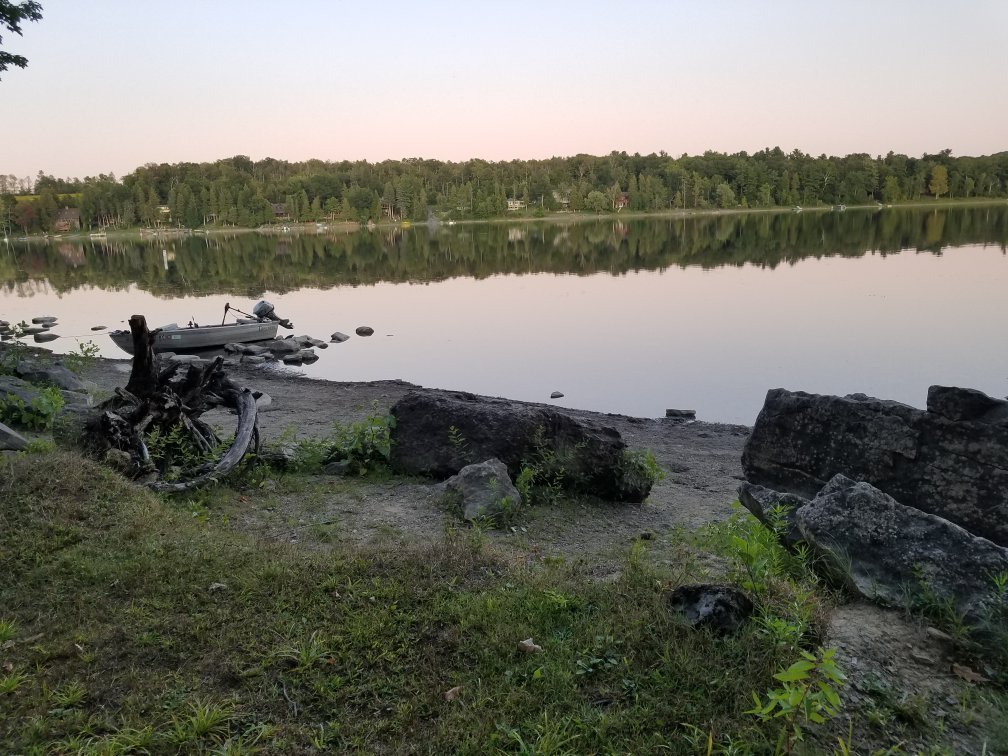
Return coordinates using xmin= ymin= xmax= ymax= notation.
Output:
xmin=330 ymin=332 xmax=350 ymax=343
xmin=550 ymin=391 xmax=564 ymax=399
xmin=909 ymin=648 xmax=936 ymax=665
xmin=90 ymin=325 xmax=106 ymax=331
xmin=517 ymin=638 xmax=542 ymax=654
xmin=926 ymin=626 xmax=954 ymax=642
xmin=444 ymin=685 xmax=463 ymax=702
xmin=355 ymin=326 xmax=374 ymax=337
xmin=208 ymin=582 xmax=228 ymax=592
xmin=638 ymin=530 xmax=655 ymax=541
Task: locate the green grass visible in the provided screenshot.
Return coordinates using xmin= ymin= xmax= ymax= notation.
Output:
xmin=1 ymin=450 xmax=1000 ymax=754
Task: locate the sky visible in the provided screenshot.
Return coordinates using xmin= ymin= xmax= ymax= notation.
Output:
xmin=1 ymin=0 xmax=1007 ymax=180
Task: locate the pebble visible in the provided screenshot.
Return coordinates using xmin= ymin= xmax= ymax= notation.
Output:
xmin=355 ymin=326 xmax=374 ymax=337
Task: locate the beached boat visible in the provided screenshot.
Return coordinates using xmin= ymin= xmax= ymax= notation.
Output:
xmin=109 ymin=301 xmax=291 ymax=355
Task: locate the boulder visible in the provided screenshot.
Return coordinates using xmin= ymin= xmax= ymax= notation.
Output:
xmin=390 ymin=390 xmax=653 ymax=502
xmin=298 ymin=349 xmax=319 ymax=364
xmin=0 ymin=421 xmax=28 ymax=451
xmin=241 ymin=354 xmax=267 ymax=365
xmin=282 ymin=354 xmax=303 ymax=365
xmin=355 ymin=326 xmax=374 ymax=337
xmin=33 ymin=333 xmax=60 ymax=343
xmin=441 ymin=458 xmax=522 ymax=522
xmin=330 ymin=332 xmax=350 ymax=343
xmin=742 ymin=387 xmax=1008 ymax=545
xmin=737 ymin=482 xmax=808 ymax=547
xmin=665 ymin=408 xmax=696 ymax=420
xmin=796 ymin=474 xmax=1008 ymax=628
xmin=550 ymin=391 xmax=564 ymax=399
xmin=0 ymin=375 xmax=43 ymax=405
xmin=15 ymin=361 xmax=86 ymax=392
xmin=263 ymin=338 xmax=302 ymax=355
xmin=669 ymin=584 xmax=754 ymax=633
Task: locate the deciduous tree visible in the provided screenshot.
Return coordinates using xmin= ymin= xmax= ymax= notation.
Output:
xmin=0 ymin=0 xmax=42 ymax=77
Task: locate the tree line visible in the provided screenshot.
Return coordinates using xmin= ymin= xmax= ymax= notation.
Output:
xmin=2 ymin=148 xmax=1007 ymax=234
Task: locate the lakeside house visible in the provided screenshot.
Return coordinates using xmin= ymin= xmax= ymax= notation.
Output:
xmin=53 ymin=208 xmax=81 ymax=232
xmin=271 ymin=203 xmax=290 ymax=221
xmin=613 ymin=192 xmax=630 ymax=211
xmin=507 ymin=198 xmax=526 ymax=211
xmin=552 ymin=191 xmax=570 ymax=209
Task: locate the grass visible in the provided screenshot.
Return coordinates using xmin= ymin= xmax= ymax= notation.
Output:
xmin=2 ymin=450 xmax=1002 ymax=754
xmin=0 ymin=450 xmax=831 ymax=754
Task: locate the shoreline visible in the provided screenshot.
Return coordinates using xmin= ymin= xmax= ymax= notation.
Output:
xmin=7 ymin=197 xmax=1005 ymax=243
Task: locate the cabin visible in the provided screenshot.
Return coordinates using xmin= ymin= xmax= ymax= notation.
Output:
xmin=271 ymin=203 xmax=290 ymax=221
xmin=506 ymin=198 xmax=526 ymax=211
xmin=53 ymin=208 xmax=81 ymax=232
xmin=612 ymin=192 xmax=630 ymax=211
xmin=552 ymin=191 xmax=570 ymax=209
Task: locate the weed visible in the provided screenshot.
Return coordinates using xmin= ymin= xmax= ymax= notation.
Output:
xmin=620 ymin=448 xmax=665 ymax=492
xmin=747 ymin=646 xmax=847 ymax=754
xmin=0 ymin=386 xmax=64 ymax=430
xmin=171 ymin=700 xmax=233 ymax=745
xmin=324 ymin=409 xmax=395 ymax=476
xmin=0 ymin=672 xmax=27 ymax=695
xmin=50 ymin=680 xmax=87 ymax=709
xmin=62 ymin=340 xmax=100 ymax=376
xmin=0 ymin=618 xmax=16 ymax=642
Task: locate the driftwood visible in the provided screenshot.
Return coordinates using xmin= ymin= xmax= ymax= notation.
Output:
xmin=86 ymin=314 xmax=260 ymax=492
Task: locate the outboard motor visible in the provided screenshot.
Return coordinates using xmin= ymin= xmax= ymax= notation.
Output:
xmin=253 ymin=300 xmax=293 ymax=329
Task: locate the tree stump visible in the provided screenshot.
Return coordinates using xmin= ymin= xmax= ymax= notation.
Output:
xmin=85 ymin=314 xmax=260 ymax=492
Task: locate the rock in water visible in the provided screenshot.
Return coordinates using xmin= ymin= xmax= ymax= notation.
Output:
xmin=796 ymin=474 xmax=1008 ymax=629
xmin=355 ymin=326 xmax=374 ymax=337
xmin=742 ymin=386 xmax=1008 ymax=546
xmin=91 ymin=325 xmax=106 ymax=331
xmin=550 ymin=391 xmax=564 ymax=399
xmin=669 ymin=584 xmax=754 ymax=633
xmin=31 ymin=316 xmax=58 ymax=325
xmin=441 ymin=458 xmax=522 ymax=522
xmin=330 ymin=332 xmax=350 ymax=343
xmin=390 ymin=390 xmax=653 ymax=502
xmin=33 ymin=333 xmax=59 ymax=343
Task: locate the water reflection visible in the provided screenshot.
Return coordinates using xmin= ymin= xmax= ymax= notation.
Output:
xmin=3 ymin=206 xmax=1006 ymax=298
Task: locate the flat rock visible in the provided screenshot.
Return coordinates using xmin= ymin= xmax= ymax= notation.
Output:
xmin=665 ymin=408 xmax=697 ymax=420
xmin=241 ymin=354 xmax=268 ymax=365
xmin=796 ymin=474 xmax=1008 ymax=629
xmin=90 ymin=325 xmax=106 ymax=331
xmin=737 ymin=481 xmax=808 ymax=547
xmin=742 ymin=386 xmax=1008 ymax=545
xmin=33 ymin=333 xmax=59 ymax=343
xmin=0 ymin=420 xmax=28 ymax=451
xmin=330 ymin=332 xmax=350 ymax=343
xmin=15 ymin=361 xmax=86 ymax=392
xmin=669 ymin=584 xmax=754 ymax=633
xmin=31 ymin=316 xmax=58 ymax=324
xmin=355 ymin=326 xmax=374 ymax=337
xmin=441 ymin=458 xmax=522 ymax=522
xmin=550 ymin=391 xmax=564 ymax=399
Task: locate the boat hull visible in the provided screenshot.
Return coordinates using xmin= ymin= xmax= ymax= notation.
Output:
xmin=109 ymin=321 xmax=279 ymax=355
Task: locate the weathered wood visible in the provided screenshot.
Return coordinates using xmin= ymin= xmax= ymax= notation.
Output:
xmin=86 ymin=314 xmax=262 ymax=492
xmin=124 ymin=315 xmax=159 ymax=398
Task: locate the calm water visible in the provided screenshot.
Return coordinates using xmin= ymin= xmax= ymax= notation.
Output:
xmin=3 ymin=206 xmax=1007 ymax=424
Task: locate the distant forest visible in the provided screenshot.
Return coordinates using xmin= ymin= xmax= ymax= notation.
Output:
xmin=2 ymin=148 xmax=1007 ymax=233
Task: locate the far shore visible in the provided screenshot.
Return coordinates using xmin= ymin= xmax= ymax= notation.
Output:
xmin=7 ymin=197 xmax=1006 ymax=244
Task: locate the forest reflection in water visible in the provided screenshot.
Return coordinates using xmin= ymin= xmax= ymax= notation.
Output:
xmin=2 ymin=205 xmax=1007 ymax=423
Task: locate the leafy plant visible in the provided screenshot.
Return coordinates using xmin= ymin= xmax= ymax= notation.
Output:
xmin=62 ymin=339 xmax=100 ymax=376
xmin=619 ymin=448 xmax=664 ymax=492
xmin=325 ymin=410 xmax=395 ymax=476
xmin=747 ymin=646 xmax=847 ymax=754
xmin=0 ymin=321 xmax=29 ymax=374
xmin=0 ymin=386 xmax=65 ymax=430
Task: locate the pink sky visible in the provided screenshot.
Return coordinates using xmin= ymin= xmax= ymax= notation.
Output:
xmin=1 ymin=1 xmax=1006 ymax=179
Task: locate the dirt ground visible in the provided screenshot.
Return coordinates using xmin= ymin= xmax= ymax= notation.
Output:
xmin=79 ymin=358 xmax=1004 ymax=753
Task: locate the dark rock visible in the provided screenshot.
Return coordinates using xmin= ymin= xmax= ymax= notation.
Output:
xmin=390 ymin=390 xmax=653 ymax=502
xmin=90 ymin=325 xmax=106 ymax=331
xmin=796 ymin=475 xmax=1008 ymax=629
xmin=31 ymin=316 xmax=57 ymax=325
xmin=264 ymin=339 xmax=302 ymax=355
xmin=330 ymin=332 xmax=350 ymax=343
xmin=15 ymin=361 xmax=85 ymax=392
xmin=737 ymin=482 xmax=809 ymax=547
xmin=669 ymin=584 xmax=754 ymax=633
xmin=665 ymin=408 xmax=697 ymax=420
xmin=355 ymin=326 xmax=374 ymax=337
xmin=22 ymin=325 xmax=45 ymax=335
xmin=298 ymin=349 xmax=319 ymax=364
xmin=241 ymin=354 xmax=267 ymax=365
xmin=0 ymin=375 xmax=42 ymax=405
xmin=440 ymin=458 xmax=522 ymax=522
xmin=324 ymin=459 xmax=351 ymax=476
xmin=282 ymin=354 xmax=303 ymax=366
xmin=0 ymin=421 xmax=28 ymax=451
xmin=550 ymin=391 xmax=564 ymax=399
xmin=742 ymin=387 xmax=1008 ymax=546
xmin=33 ymin=332 xmax=60 ymax=343
xmin=927 ymin=385 xmax=1008 ymax=423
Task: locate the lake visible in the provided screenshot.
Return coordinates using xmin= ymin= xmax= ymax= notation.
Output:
xmin=2 ymin=205 xmax=1007 ymax=425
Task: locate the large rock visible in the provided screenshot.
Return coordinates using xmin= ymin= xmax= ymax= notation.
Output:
xmin=390 ymin=391 xmax=653 ymax=502
xmin=441 ymin=458 xmax=522 ymax=522
xmin=742 ymin=387 xmax=1008 ymax=545
xmin=15 ymin=360 xmax=86 ymax=392
xmin=0 ymin=420 xmax=28 ymax=451
xmin=796 ymin=475 xmax=1008 ymax=629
